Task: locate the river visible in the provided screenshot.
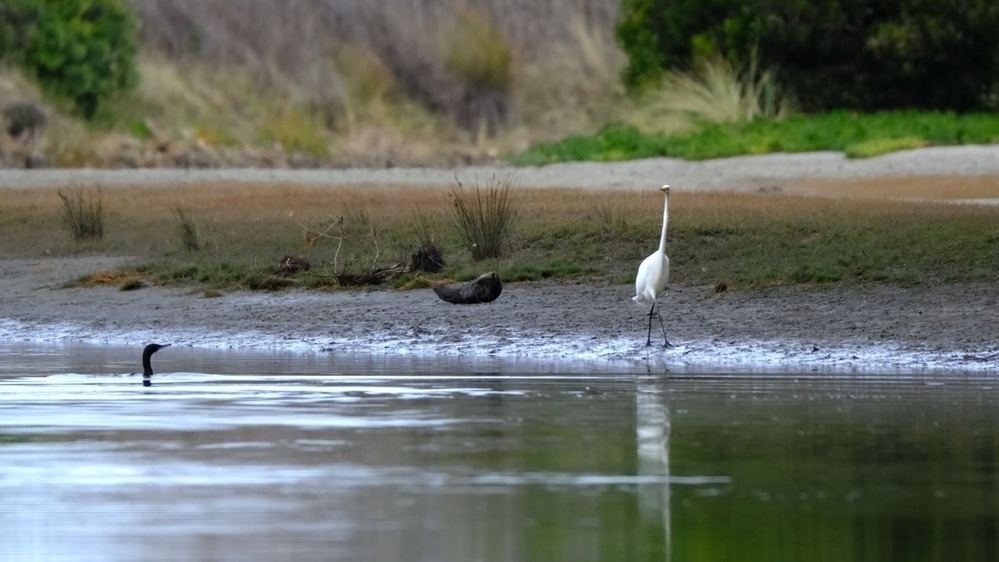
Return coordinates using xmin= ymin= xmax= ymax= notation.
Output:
xmin=2 ymin=343 xmax=997 ymax=561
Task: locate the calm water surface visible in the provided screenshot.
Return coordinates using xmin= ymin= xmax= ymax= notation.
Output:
xmin=2 ymin=343 xmax=998 ymax=561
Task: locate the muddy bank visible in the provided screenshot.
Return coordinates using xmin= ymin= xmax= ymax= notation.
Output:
xmin=1 ymin=257 xmax=996 ymax=374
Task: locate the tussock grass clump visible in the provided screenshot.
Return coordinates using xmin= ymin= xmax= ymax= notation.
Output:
xmin=449 ymin=174 xmax=520 ymax=261
xmin=57 ymin=187 xmax=106 ymax=242
xmin=408 ymin=207 xmax=446 ymax=272
xmin=174 ymin=206 xmax=207 ymax=251
xmin=650 ymin=55 xmax=792 ymax=125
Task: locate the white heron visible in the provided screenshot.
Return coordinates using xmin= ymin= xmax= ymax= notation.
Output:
xmin=633 ymin=185 xmax=672 ymax=347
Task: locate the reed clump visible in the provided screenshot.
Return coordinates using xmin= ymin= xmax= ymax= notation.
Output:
xmin=448 ymin=174 xmax=520 ymax=261
xmin=650 ymin=54 xmax=793 ymax=125
xmin=57 ymin=187 xmax=106 ymax=242
xmin=173 ymin=206 xmax=209 ymax=252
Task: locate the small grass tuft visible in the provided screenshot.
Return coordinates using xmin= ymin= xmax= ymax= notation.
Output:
xmin=174 ymin=206 xmax=207 ymax=251
xmin=257 ymin=108 xmax=329 ymax=158
xmin=57 ymin=187 xmax=106 ymax=242
xmin=845 ymin=137 xmax=929 ymax=158
xmin=74 ymin=270 xmax=146 ymax=289
xmin=448 ymin=173 xmax=520 ymax=261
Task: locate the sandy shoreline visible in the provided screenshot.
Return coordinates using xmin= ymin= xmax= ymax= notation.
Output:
xmin=3 ymin=149 xmax=998 ymax=374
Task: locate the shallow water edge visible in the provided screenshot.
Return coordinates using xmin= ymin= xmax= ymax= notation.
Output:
xmin=1 ymin=316 xmax=995 ymax=378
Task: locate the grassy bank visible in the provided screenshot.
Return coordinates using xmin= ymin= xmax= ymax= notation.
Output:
xmin=514 ymin=111 xmax=999 ymax=165
xmin=2 ymin=181 xmax=998 ymax=291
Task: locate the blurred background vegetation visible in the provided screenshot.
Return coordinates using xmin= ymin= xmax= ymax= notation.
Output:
xmin=1 ymin=0 xmax=998 ymax=169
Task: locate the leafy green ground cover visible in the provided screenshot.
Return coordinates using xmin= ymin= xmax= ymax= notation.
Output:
xmin=513 ymin=111 xmax=999 ymax=165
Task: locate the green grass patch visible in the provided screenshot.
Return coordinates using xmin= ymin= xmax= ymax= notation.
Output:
xmin=513 ymin=111 xmax=999 ymax=164
xmin=257 ymin=108 xmax=329 ymax=158
xmin=844 ymin=136 xmax=928 ymax=158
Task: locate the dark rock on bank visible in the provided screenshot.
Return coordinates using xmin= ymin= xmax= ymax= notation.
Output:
xmin=433 ymin=272 xmax=502 ymax=304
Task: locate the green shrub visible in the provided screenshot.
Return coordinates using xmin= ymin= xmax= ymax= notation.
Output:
xmin=616 ymin=0 xmax=999 ymax=111
xmin=0 ymin=0 xmax=139 ymax=118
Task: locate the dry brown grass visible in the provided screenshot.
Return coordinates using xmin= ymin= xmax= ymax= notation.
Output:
xmin=4 ymin=179 xmax=997 ymax=228
xmin=5 ymin=180 xmax=994 ymax=234
xmin=76 ymin=270 xmax=143 ymax=287
xmin=2 ymin=1 xmax=662 ymax=167
xmin=4 ymin=181 xmax=998 ymax=288
xmin=2 ymin=1 xmax=629 ymax=168
xmin=792 ymin=175 xmax=999 ymax=201
xmin=637 ymin=56 xmax=792 ymax=130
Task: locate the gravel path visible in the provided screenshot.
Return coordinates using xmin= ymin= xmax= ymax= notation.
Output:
xmin=4 ymin=145 xmax=999 ymax=191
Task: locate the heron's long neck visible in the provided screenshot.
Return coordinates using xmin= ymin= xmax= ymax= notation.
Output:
xmin=657 ymin=195 xmax=669 ymax=254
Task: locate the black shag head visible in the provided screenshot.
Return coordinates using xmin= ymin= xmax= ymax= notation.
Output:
xmin=141 ymin=343 xmax=171 ymax=386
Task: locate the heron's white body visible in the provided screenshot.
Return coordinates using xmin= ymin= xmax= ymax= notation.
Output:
xmin=633 ymin=188 xmax=670 ymax=304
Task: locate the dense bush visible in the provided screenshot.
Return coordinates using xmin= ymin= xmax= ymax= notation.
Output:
xmin=616 ymin=0 xmax=999 ymax=112
xmin=0 ymin=0 xmax=139 ymax=118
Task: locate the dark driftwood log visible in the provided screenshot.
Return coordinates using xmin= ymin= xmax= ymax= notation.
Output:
xmin=433 ymin=272 xmax=502 ymax=304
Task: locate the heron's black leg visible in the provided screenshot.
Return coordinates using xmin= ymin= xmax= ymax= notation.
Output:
xmin=655 ymin=306 xmax=672 ymax=348
xmin=645 ymin=302 xmax=656 ymax=347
